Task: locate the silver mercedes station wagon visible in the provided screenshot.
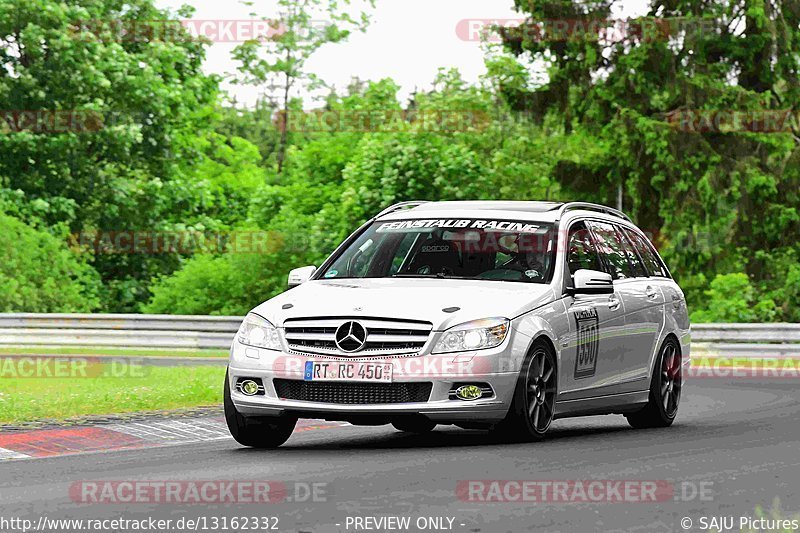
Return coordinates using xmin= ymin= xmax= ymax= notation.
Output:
xmin=225 ymin=201 xmax=690 ymax=447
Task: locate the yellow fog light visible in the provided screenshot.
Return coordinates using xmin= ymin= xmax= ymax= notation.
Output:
xmin=455 ymin=385 xmax=483 ymax=401
xmin=241 ymin=380 xmax=260 ymax=396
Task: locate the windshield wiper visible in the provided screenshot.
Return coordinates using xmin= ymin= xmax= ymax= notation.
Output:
xmin=392 ymin=273 xmax=472 ymax=280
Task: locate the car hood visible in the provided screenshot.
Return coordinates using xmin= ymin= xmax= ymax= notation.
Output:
xmin=252 ymin=278 xmax=556 ymax=330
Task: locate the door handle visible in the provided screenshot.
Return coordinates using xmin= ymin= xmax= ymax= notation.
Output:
xmin=608 ymin=295 xmax=621 ymax=310
xmin=645 ymin=286 xmax=658 ymax=300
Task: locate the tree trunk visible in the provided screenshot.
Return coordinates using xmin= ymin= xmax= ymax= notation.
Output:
xmin=276 ymin=74 xmax=290 ymax=174
xmin=739 ymin=0 xmax=773 ymax=93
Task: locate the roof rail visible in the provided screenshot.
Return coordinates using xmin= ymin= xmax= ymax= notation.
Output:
xmin=556 ymin=202 xmax=631 ymax=221
xmin=375 ymin=200 xmax=429 ymax=218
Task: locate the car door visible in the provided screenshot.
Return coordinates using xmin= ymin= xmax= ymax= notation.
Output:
xmin=560 ymin=221 xmax=628 ymax=400
xmin=588 ymin=221 xmax=664 ymax=394
xmin=623 ymin=227 xmax=675 ymax=363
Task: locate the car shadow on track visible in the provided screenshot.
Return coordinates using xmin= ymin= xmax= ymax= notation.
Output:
xmin=227 ymin=417 xmax=704 ymax=454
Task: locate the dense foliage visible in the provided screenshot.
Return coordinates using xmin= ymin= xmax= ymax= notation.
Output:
xmin=0 ymin=213 xmax=100 ymax=312
xmin=497 ymin=0 xmax=800 ymax=321
xmin=2 ymin=0 xmax=798 ymax=322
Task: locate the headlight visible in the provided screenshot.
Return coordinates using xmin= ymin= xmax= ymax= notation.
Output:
xmin=237 ymin=313 xmax=281 ymax=351
xmin=432 ymin=317 xmax=510 ymax=354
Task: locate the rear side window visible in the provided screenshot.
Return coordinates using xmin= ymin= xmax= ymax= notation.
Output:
xmin=566 ymin=222 xmax=602 ymax=275
xmin=615 ymin=225 xmax=648 ymax=278
xmin=588 ymin=221 xmax=643 ymax=280
xmin=624 ymin=229 xmax=670 ymax=278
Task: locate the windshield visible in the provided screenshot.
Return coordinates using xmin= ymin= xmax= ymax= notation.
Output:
xmin=318 ymin=218 xmax=556 ymax=283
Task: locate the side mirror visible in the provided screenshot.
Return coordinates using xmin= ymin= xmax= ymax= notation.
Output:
xmin=288 ymin=266 xmax=317 ymax=288
xmin=568 ymin=269 xmax=614 ymax=295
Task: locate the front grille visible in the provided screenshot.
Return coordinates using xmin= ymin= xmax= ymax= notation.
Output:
xmin=283 ymin=317 xmax=432 ymax=356
xmin=273 ymin=379 xmax=433 ymax=404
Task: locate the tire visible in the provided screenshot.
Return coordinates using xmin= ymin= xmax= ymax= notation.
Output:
xmin=224 ymin=370 xmax=297 ymax=448
xmin=494 ymin=340 xmax=557 ymax=442
xmin=391 ymin=417 xmax=437 ymax=433
xmin=625 ymin=337 xmax=682 ymax=429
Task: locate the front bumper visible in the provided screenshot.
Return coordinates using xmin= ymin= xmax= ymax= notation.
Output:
xmin=227 ymin=341 xmax=519 ymax=424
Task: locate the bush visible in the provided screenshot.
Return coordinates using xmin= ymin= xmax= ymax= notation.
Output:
xmin=782 ymin=265 xmax=800 ymax=322
xmin=0 ymin=214 xmax=101 ymax=312
xmin=143 ymin=244 xmax=304 ymax=316
xmin=690 ymin=273 xmax=777 ymax=323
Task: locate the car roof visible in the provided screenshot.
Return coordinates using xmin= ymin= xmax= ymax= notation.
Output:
xmin=375 ymin=200 xmax=631 ymax=224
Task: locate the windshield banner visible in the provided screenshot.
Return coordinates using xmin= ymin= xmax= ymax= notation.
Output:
xmin=376 ymin=219 xmax=544 ymax=233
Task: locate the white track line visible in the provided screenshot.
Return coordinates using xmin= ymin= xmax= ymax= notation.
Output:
xmin=0 ymin=447 xmax=31 ymax=461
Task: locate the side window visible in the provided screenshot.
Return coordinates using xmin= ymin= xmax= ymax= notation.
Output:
xmin=588 ymin=221 xmax=638 ymax=280
xmin=624 ymin=229 xmax=670 ymax=278
xmin=616 ymin=225 xmax=648 ymax=278
xmin=566 ymin=222 xmax=602 ymax=276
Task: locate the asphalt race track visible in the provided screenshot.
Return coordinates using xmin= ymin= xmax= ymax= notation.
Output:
xmin=1 ymin=377 xmax=798 ymax=533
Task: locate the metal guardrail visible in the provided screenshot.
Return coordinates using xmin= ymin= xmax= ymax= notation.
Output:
xmin=0 ymin=314 xmax=240 ymax=350
xmin=690 ymin=323 xmax=800 ymax=343
xmin=0 ymin=314 xmax=799 ymax=353
xmin=690 ymin=324 xmax=800 ymax=357
xmin=0 ymin=313 xmax=241 ymax=332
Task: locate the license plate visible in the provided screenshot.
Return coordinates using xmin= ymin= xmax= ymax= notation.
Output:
xmin=304 ymin=361 xmax=393 ymax=383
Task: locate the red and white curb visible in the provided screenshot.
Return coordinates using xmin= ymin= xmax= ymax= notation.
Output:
xmin=105 ymin=419 xmax=232 ymax=444
xmin=0 ymin=418 xmax=348 ymax=462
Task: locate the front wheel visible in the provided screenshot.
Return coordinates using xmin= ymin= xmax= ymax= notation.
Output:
xmin=625 ymin=337 xmax=682 ymax=429
xmin=224 ymin=371 xmax=297 ymax=448
xmin=494 ymin=341 xmax=557 ymax=441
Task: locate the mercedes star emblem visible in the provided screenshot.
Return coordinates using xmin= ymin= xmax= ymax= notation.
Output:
xmin=334 ymin=321 xmax=368 ymax=352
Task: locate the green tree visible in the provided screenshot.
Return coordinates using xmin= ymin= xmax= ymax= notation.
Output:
xmin=215 ymin=97 xmax=282 ymax=167
xmin=232 ymin=0 xmax=374 ymax=173
xmin=0 ymin=0 xmax=227 ymax=311
xmin=500 ymin=0 xmax=800 ymax=319
xmin=145 ymin=77 xmax=495 ymax=315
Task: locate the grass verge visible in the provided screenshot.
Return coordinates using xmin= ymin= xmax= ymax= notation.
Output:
xmin=0 ymin=366 xmax=226 ymax=425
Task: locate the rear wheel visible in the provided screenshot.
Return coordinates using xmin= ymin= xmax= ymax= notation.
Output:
xmin=391 ymin=416 xmax=437 ymax=433
xmin=494 ymin=341 xmax=557 ymax=441
xmin=625 ymin=337 xmax=682 ymax=429
xmin=224 ymin=371 xmax=297 ymax=448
